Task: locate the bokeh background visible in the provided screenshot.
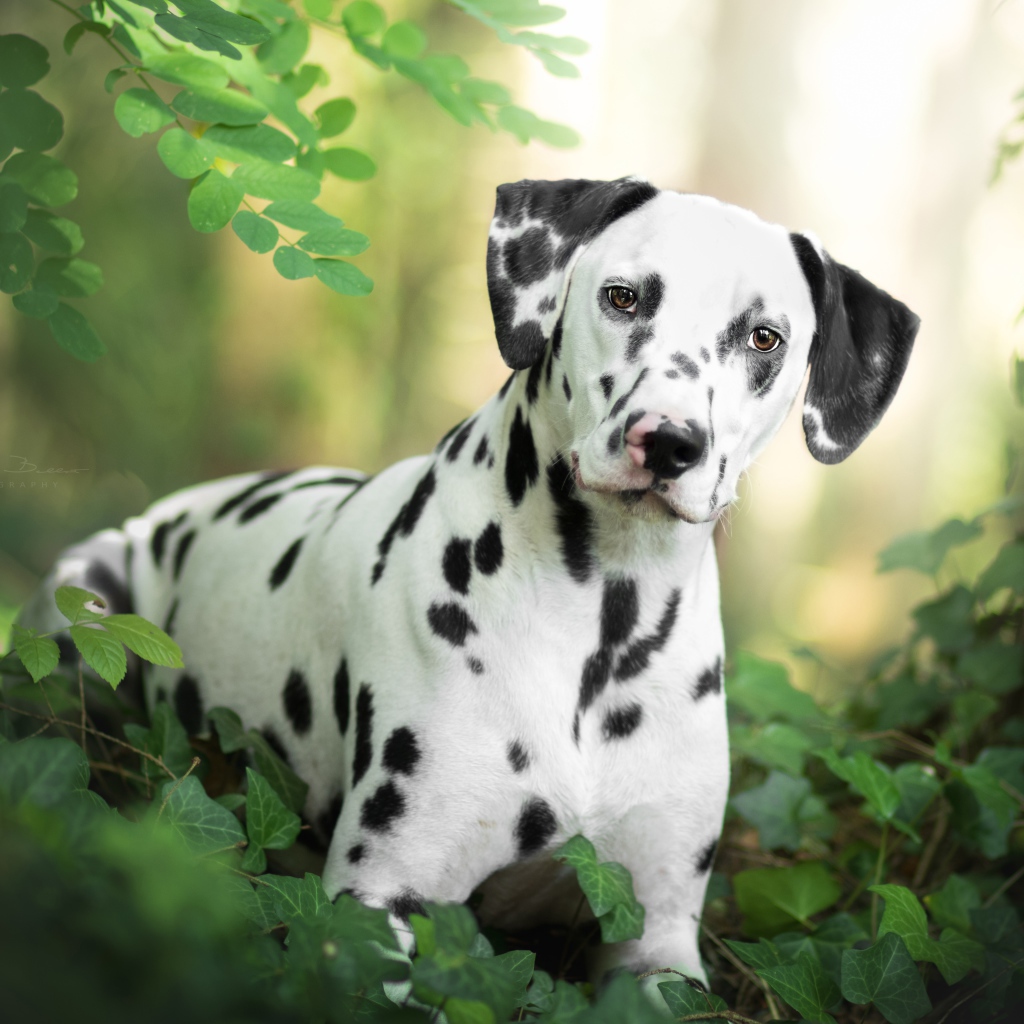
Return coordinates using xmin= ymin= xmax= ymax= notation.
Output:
xmin=1 ymin=0 xmax=1023 ymax=695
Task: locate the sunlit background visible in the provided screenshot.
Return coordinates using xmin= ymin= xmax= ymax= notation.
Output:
xmin=2 ymin=0 xmax=1023 ymax=694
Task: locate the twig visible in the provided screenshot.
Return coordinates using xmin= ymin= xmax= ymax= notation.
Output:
xmin=984 ymin=863 xmax=1024 ymax=908
xmin=913 ymin=800 xmax=948 ymax=888
xmin=930 ymin=957 xmax=1024 ymax=1024
xmin=78 ymin=657 xmax=86 ymax=751
xmin=156 ymin=756 xmax=200 ymax=820
xmin=700 ymin=924 xmax=782 ymax=1019
xmin=88 ymin=761 xmax=149 ymax=785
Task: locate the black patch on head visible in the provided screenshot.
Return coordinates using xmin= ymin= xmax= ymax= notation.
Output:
xmin=545 ymin=454 xmax=595 ymax=584
xmin=715 ymin=298 xmax=765 ymax=363
xmin=748 ymin=352 xmax=783 ymax=396
xmin=352 ymin=684 xmax=374 ymax=786
xmin=637 ymin=272 xmax=664 ymax=318
xmin=446 ymin=418 xmax=475 ymax=463
xmin=260 ymin=726 xmax=290 ymax=765
xmin=467 ymin=657 xmax=485 ymax=675
xmin=473 ymin=435 xmax=490 ymax=466
xmin=269 ymin=536 xmax=304 ymax=590
xmin=625 ymin=323 xmax=654 ymax=362
xmin=623 ymin=409 xmax=645 ymax=435
xmin=609 ymin=368 xmax=649 ymax=419
xmin=543 ymin=346 xmax=554 ymax=388
xmin=427 ymin=602 xmax=478 ymax=647
xmin=442 ymin=538 xmax=472 ymax=595
xmin=360 ymin=779 xmax=406 ymax=832
xmin=671 ymin=352 xmax=700 ymax=379
xmin=572 ymin=711 xmax=581 ymax=745
xmin=283 ymin=669 xmax=312 ymax=736
xmin=388 ymin=890 xmax=426 ymax=922
xmin=382 ymin=727 xmax=421 ymax=776
xmin=526 ymin=358 xmax=544 ymax=405
xmin=372 ymin=467 xmax=437 ymax=584
xmin=696 ymin=839 xmax=718 ymax=873
xmin=504 ymin=226 xmax=555 ymax=286
xmin=507 ymin=741 xmax=529 ymax=773
xmin=562 ymin=374 xmax=572 ymax=402
xmin=332 ymin=477 xmax=370 ymax=515
xmin=503 ymin=321 xmax=545 ymax=370
xmin=318 ymin=794 xmax=343 ymax=840
xmin=172 ymin=529 xmax=196 ymax=582
xmin=474 ymin=522 xmax=503 ymax=575
xmin=615 ymin=588 xmax=682 ymax=682
xmin=505 ymin=407 xmax=539 ymax=507
xmin=602 ymin=703 xmax=643 ymax=740
xmin=515 ymin=797 xmax=557 ymax=857
xmin=213 ymin=471 xmax=290 ymax=521
xmin=174 ymin=674 xmax=203 ymax=735
xmin=163 ymin=597 xmax=179 ymax=637
xmin=347 ymin=842 xmax=365 ymax=864
xmin=334 ymin=658 xmax=350 ymax=736
xmin=693 ymin=657 xmax=723 ymax=700
xmin=599 ymin=374 xmax=615 ymax=399
xmin=239 ymin=493 xmax=283 ymax=524
xmin=700 ymin=346 xmax=711 ymax=363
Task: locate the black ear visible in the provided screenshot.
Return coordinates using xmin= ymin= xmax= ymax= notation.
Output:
xmin=791 ymin=233 xmax=921 ymax=464
xmin=486 ymin=177 xmax=659 ymax=369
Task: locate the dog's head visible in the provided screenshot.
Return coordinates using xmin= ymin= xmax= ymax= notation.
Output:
xmin=486 ymin=178 xmax=920 ymax=523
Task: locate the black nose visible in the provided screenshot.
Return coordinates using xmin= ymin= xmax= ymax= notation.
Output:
xmin=643 ymin=420 xmax=707 ymax=478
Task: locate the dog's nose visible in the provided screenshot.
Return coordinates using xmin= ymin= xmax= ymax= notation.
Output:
xmin=625 ymin=416 xmax=707 ymax=478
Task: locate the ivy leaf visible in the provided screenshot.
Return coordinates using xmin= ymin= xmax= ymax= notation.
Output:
xmin=261 ymin=872 xmax=332 ymax=923
xmin=957 ymin=641 xmax=1023 ymax=695
xmin=726 ymin=651 xmax=822 ymax=724
xmin=874 ymin=672 xmax=945 ymax=731
xmin=155 ymin=775 xmax=247 ymax=855
xmin=924 ymin=874 xmax=981 ymax=934
xmin=731 ymin=770 xmax=825 ymax=851
xmin=723 ymin=937 xmax=789 ymax=970
xmin=658 ymin=980 xmax=728 ymax=1021
xmin=947 ymin=763 xmax=1018 ymax=857
xmin=877 ymin=518 xmax=982 ymax=575
xmin=927 ymin=928 xmax=986 ymax=985
xmin=207 ymin=705 xmax=250 ymax=753
xmin=869 ymin=884 xmax=931 ymax=959
xmin=818 ymin=749 xmax=901 ymax=822
xmin=245 ymin=767 xmax=301 ymax=850
xmin=246 ymin=728 xmax=309 ymax=813
xmin=975 ymin=540 xmax=1024 ymax=599
xmin=890 ymin=762 xmax=941 ymax=840
xmin=47 ymin=302 xmax=105 ymax=361
xmin=124 ymin=700 xmax=194 ymax=781
xmin=775 ymin=913 xmax=869 ymax=985
xmin=232 ymin=210 xmax=278 ymax=253
xmin=0 ymin=736 xmax=88 ymax=807
xmin=733 ymin=862 xmax=841 ymax=935
xmin=729 ymin=721 xmax=816 ymax=776
xmin=187 ymin=169 xmax=244 ymax=232
xmin=840 ymin=932 xmax=931 ymax=1024
xmin=331 ymin=892 xmax=399 ymax=948
xmin=758 ymin=952 xmax=841 ymax=1024
xmin=69 ymin=625 xmax=126 ymax=687
xmin=10 ymin=625 xmax=60 ymax=683
xmin=102 ymin=614 xmax=183 ymax=667
xmin=114 ymin=88 xmax=176 ymax=138
xmin=240 ymin=843 xmax=267 ymax=875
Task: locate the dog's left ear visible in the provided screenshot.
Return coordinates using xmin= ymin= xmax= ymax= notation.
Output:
xmin=791 ymin=233 xmax=921 ymax=464
xmin=487 ymin=177 xmax=659 ymax=369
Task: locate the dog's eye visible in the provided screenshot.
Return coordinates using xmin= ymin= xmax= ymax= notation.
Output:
xmin=607 ymin=286 xmax=637 ymax=311
xmin=748 ymin=327 xmax=781 ymax=352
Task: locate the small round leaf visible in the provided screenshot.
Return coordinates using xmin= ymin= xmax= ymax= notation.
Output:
xmin=144 ymin=52 xmax=230 ymax=91
xmin=322 ymin=147 xmax=376 ymax=181
xmin=313 ymin=257 xmax=373 ymax=295
xmin=262 ymin=200 xmax=342 ymax=231
xmin=35 ymin=257 xmax=104 ymax=298
xmin=381 ymin=21 xmax=426 ymax=59
xmin=20 ymin=210 xmax=84 ymax=255
xmin=342 ymin=1 xmax=386 ymax=36
xmin=273 ymin=245 xmax=315 ymax=279
xmin=203 ymin=124 xmax=297 ymax=163
xmin=232 ymin=160 xmax=320 ymax=202
xmin=232 ymin=210 xmax=278 ymax=253
xmin=157 ymin=127 xmax=215 ymax=179
xmin=0 ymin=88 xmax=64 ymax=152
xmin=48 ymin=302 xmax=105 ymax=361
xmin=297 ymin=226 xmax=368 ymax=256
xmin=0 ymin=232 xmax=33 ymax=293
xmin=0 ymin=182 xmax=29 ymax=233
xmin=0 ymin=34 xmax=50 ymax=89
xmin=12 ymin=285 xmax=59 ymax=319
xmin=172 ymin=88 xmax=269 ymax=127
xmin=187 ymin=169 xmax=244 ymax=233
xmin=1 ymin=153 xmax=77 ymax=206
xmin=314 ymin=98 xmax=356 ymax=138
xmin=257 ymin=18 xmax=310 ymax=75
xmin=114 ymin=88 xmax=176 ymax=138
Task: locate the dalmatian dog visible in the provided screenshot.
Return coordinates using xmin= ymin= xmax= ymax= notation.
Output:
xmin=18 ymin=178 xmax=919 ymax=996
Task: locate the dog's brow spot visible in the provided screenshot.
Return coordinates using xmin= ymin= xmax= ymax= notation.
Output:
xmin=505 ymin=407 xmax=539 ymax=507
xmin=700 ymin=346 xmax=711 ymax=363
xmin=260 ymin=725 xmax=290 ymax=766
xmin=347 ymin=842 xmax=365 ymax=864
xmin=442 ymin=537 xmax=472 ymax=595
xmin=515 ymin=796 xmax=557 ymax=856
xmin=546 ymin=454 xmax=595 ymax=584
xmin=318 ymin=793 xmax=343 ymax=840
xmin=693 ymin=657 xmax=723 ymax=700
xmin=174 ymin=673 xmax=203 ymax=735
xmin=474 ymin=521 xmax=503 ymax=575
xmin=467 ymin=656 xmax=485 ymax=675
xmin=382 ymin=726 xmax=421 ymax=776
xmin=599 ymin=373 xmax=615 ymax=399
xmin=333 ymin=657 xmax=350 ymax=736
xmin=283 ymin=668 xmax=313 ymax=735
xmin=507 ymin=741 xmax=529 ymax=773
xmin=269 ymin=536 xmax=304 ymax=590
xmin=562 ymin=374 xmax=572 ymax=402
xmin=446 ymin=419 xmax=475 ymax=462
xmin=427 ymin=601 xmax=479 ymax=647
xmin=504 ymin=226 xmax=555 ymax=286
xmin=360 ymin=779 xmax=406 ymax=832
xmin=696 ymin=838 xmax=718 ymax=873
xmin=388 ymin=890 xmax=426 ymax=922
xmin=352 ymin=684 xmax=374 ymax=786
xmin=603 ymin=702 xmax=643 ymax=740
xmin=172 ymin=528 xmax=197 ymax=581
xmin=473 ymin=435 xmax=489 ymax=466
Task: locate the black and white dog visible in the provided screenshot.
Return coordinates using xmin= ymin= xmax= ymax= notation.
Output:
xmin=19 ymin=178 xmax=919 ymax=992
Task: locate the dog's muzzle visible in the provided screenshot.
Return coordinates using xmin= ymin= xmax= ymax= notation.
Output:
xmin=624 ymin=412 xmax=707 ymax=479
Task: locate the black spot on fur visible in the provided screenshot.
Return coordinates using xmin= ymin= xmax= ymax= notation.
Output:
xmin=609 ymin=368 xmax=649 ymax=419
xmin=748 ymin=351 xmax=783 ymax=396
xmin=260 ymin=726 xmax=290 ymax=765
xmin=290 ymin=475 xmax=365 ymax=491
xmin=696 ymin=839 xmax=718 ymax=873
xmin=603 ymin=703 xmax=643 ymax=740
xmin=693 ymin=657 xmax=723 ymax=700
xmin=606 ymin=427 xmax=622 ymax=456
xmin=551 ymin=315 xmax=564 ymax=356
xmin=427 ymin=602 xmax=478 ymax=647
xmin=504 ymin=226 xmax=555 ymax=286
xmin=626 ymin=323 xmax=654 ymax=362
xmin=498 ymin=372 xmax=516 ymax=398
xmin=526 ymin=358 xmax=544 ymax=405
xmin=318 ymin=794 xmax=343 ymax=839
xmin=637 ymin=272 xmax=664 ymax=318
xmin=474 ymin=522 xmax=503 ymax=575
xmin=347 ymin=843 xmax=365 ymax=864
xmin=388 ymin=890 xmax=426 ymax=921
xmin=599 ymin=373 xmax=615 ymax=399
xmin=352 ymin=684 xmax=374 ymax=786
xmin=435 ymin=419 xmax=463 ymax=453
xmin=283 ymin=669 xmax=312 ymax=736
xmin=269 ymin=536 xmax=304 ymax=590
xmin=665 ymin=369 xmax=680 ymax=380
xmin=505 ymin=407 xmax=539 ymax=507
xmin=562 ymin=374 xmax=572 ymax=402
xmin=163 ymin=598 xmax=179 ymax=637
xmin=446 ymin=418 xmax=475 ymax=463
xmin=543 ymin=346 xmax=554 ymax=387
xmin=172 ymin=529 xmax=196 ymax=582
xmin=538 ymin=295 xmax=557 ymax=314
xmin=601 ymin=578 xmax=639 ymax=647
xmin=467 ymin=657 xmax=484 ymax=675
xmin=372 ymin=467 xmax=437 ymax=584
xmin=238 ymin=493 xmax=283 ymax=523
xmin=334 ymin=658 xmax=350 ymax=736
xmin=86 ymin=560 xmax=133 ymax=615
xmin=615 ymin=588 xmax=682 ymax=682
xmin=174 ymin=674 xmax=203 ymax=735
xmin=700 ymin=346 xmax=711 ymax=363
xmin=578 ymin=648 xmax=613 ymax=717
xmin=151 ymin=521 xmax=172 ymax=567
xmin=515 ymin=797 xmax=557 ymax=856
xmin=504 ymin=320 xmax=546 ymax=370
xmin=715 ymin=298 xmax=765 ymax=363
xmin=507 ymin=741 xmax=529 ymax=773
xmin=382 ymin=727 xmax=421 ymax=776
xmin=546 ymin=454 xmax=594 ymax=584
xmin=442 ymin=538 xmax=472 ymax=595
xmin=360 ymin=779 xmax=406 ymax=832
xmin=473 ymin=436 xmax=490 ymax=466
xmin=709 ymin=456 xmax=728 ymax=509
xmin=671 ymin=352 xmax=700 ymax=379
xmin=213 ymin=471 xmax=290 ymax=521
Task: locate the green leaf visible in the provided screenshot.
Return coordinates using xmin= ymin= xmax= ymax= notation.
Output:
xmin=56 ymin=585 xmax=104 ymax=628
xmin=927 ymin=928 xmax=986 ymax=985
xmin=322 ymin=146 xmax=376 ymax=180
xmin=496 ymin=104 xmax=580 ymax=147
xmin=957 ymin=641 xmax=1023 ymax=695
xmin=157 ymin=128 xmax=215 ymax=178
xmin=281 ymin=62 xmax=328 ymax=99
xmin=869 ymin=884 xmax=930 ymax=959
xmin=0 ymin=34 xmax=50 ymax=89
xmin=913 ymin=585 xmax=975 ymax=653
xmin=948 ymin=763 xmax=1018 ymax=857
xmin=314 ymin=97 xmax=356 ymax=138
xmin=331 ymin=892 xmax=399 ymax=948
xmin=20 ymin=209 xmax=84 ymax=255
xmin=553 ymin=834 xmax=645 ymax=942
xmin=126 ymin=700 xmax=194 ymax=781
xmin=840 ymin=932 xmax=931 ymax=1024
xmin=247 ymin=729 xmax=308 ymax=813
xmin=733 ymin=862 xmax=841 ymax=935
xmin=103 ymin=68 xmax=129 ymax=94
xmin=232 ymin=210 xmax=278 ymax=253
xmin=232 ymin=160 xmax=320 ymax=202
xmin=758 ymin=953 xmax=841 ymax=1023
xmin=730 ymin=721 xmax=816 ymax=775
xmin=257 ymin=18 xmax=310 ymax=75
xmin=169 ymin=0 xmax=272 ymax=46
xmin=723 ymin=936 xmax=789 ymax=970
xmin=263 ymin=199 xmax=341 ymax=231
xmin=63 ymin=22 xmax=111 ymax=56
xmin=0 ymin=88 xmax=64 ymax=152
xmin=891 ymin=762 xmax=941 ymax=838
xmin=207 ymin=705 xmax=249 ymax=753
xmin=877 ymin=518 xmax=982 ymax=575
xmin=459 ymin=78 xmax=512 ymax=106
xmin=114 ymin=88 xmax=176 ymax=138
xmin=925 ymin=874 xmax=981 ymax=934
xmin=0 ymin=182 xmax=28 ymax=233
xmin=342 ymin=1 xmax=387 ymax=36
xmin=143 ymin=51 xmax=230 ymax=90
xmin=304 ymin=0 xmax=334 ymax=17
xmin=262 ymin=871 xmax=331 ymax=923
xmin=47 ymin=302 xmax=105 ymax=361
xmin=245 ymin=767 xmax=301 ymax=849
xmin=313 ymin=257 xmax=373 ymax=295
xmin=102 ymin=614 xmax=183 ymax=667
xmin=69 ymin=625 xmax=127 ymax=686
xmin=731 ymin=771 xmax=811 ymax=850
xmin=240 ymin=842 xmax=267 ymax=874
xmin=187 ymin=169 xmax=244 ymax=232
xmin=171 ymin=88 xmax=269 ymax=126
xmin=818 ymin=749 xmax=901 ymax=822
xmin=0 ymin=737 xmax=88 ymax=807
xmin=874 ymin=672 xmax=945 ymax=731
xmin=273 ymin=245 xmax=315 ymax=279
xmin=203 ymin=123 xmax=297 ymax=163
xmin=776 ymin=913 xmax=870 ymax=985
xmin=1 ymin=152 xmax=77 ymax=206
xmin=0 ymin=231 xmax=33 ymax=293
xmin=976 ymin=540 xmax=1024 ymax=599
xmin=382 ymin=21 xmax=427 ymax=58
xmin=156 ymin=774 xmax=247 ymax=855
xmin=10 ymin=624 xmax=60 ymax=683
xmin=12 ymin=285 xmax=58 ymax=318
xmin=296 ymin=226 xmax=368 ymax=256
xmin=154 ymin=13 xmax=243 ymax=61
xmin=726 ymin=651 xmax=822 ymax=724
xmin=657 ymin=980 xmax=728 ymax=1020
xmin=35 ymin=257 xmax=104 ymax=298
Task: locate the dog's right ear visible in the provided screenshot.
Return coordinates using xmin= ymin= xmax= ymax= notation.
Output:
xmin=486 ymin=177 xmax=659 ymax=369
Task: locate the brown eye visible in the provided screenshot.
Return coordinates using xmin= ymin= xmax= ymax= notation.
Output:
xmin=749 ymin=327 xmax=781 ymax=352
xmin=607 ymin=286 xmax=637 ymax=311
